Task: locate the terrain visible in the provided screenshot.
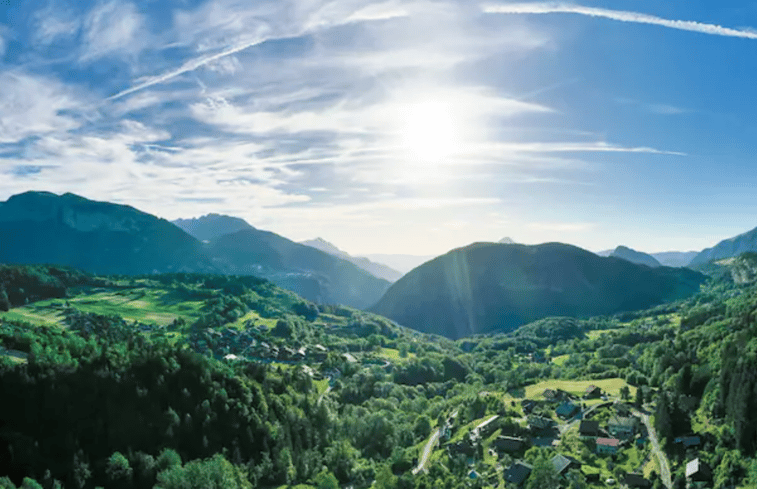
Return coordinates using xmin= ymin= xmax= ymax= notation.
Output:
xmin=609 ymin=246 xmax=661 ymax=268
xmin=0 ymin=193 xmax=389 ymax=310
xmin=301 ymin=238 xmax=403 ymax=282
xmin=371 ymin=242 xmax=706 ymax=339
xmin=690 ymin=225 xmax=757 ymax=265
xmin=1 ymin=258 xmax=757 ymax=489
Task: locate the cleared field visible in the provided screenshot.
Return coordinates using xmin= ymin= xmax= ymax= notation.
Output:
xmin=586 ymin=329 xmax=620 ymax=340
xmin=551 ymin=354 xmax=569 ymax=366
xmin=520 ymin=378 xmax=636 ymax=399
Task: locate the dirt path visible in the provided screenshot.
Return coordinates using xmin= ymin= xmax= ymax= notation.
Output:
xmin=635 ymin=410 xmax=672 ymax=489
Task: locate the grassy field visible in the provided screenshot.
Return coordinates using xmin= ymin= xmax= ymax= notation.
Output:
xmin=520 ymin=378 xmax=636 ymax=399
xmin=586 ymin=329 xmax=620 ymax=340
xmin=551 ymin=354 xmax=570 ymax=366
xmin=0 ymin=287 xmax=207 ymax=328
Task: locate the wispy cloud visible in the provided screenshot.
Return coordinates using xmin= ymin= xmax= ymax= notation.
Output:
xmin=0 ymin=71 xmax=84 ymax=143
xmin=79 ymin=0 xmax=146 ymax=63
xmin=483 ymin=2 xmax=757 ymax=39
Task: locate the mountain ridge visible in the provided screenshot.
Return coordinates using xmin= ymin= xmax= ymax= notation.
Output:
xmin=300 ymin=237 xmax=403 ymax=282
xmin=370 ymin=241 xmax=707 ymax=339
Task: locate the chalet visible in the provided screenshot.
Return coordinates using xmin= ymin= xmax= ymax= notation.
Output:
xmin=223 ymin=354 xmax=240 ymax=361
xmin=493 ymin=436 xmax=525 ymax=453
xmin=556 ymin=401 xmax=579 ymax=419
xmin=528 ymin=415 xmax=555 ymax=432
xmin=342 ymin=352 xmax=358 ymax=363
xmin=596 ymin=437 xmax=620 ymax=455
xmin=521 ymin=400 xmax=537 ymax=414
xmin=674 ymin=436 xmax=701 ymax=448
xmin=551 ymin=454 xmax=580 ymax=476
xmin=608 ymin=415 xmax=638 ymax=439
xmin=623 ymin=473 xmax=652 ymax=488
xmin=543 ymin=389 xmax=564 ymax=401
xmin=504 ymin=461 xmax=533 ymax=486
xmin=579 ymin=420 xmax=600 ymax=438
xmin=685 ymin=458 xmax=712 ymax=486
xmin=584 ymin=385 xmax=602 ymax=399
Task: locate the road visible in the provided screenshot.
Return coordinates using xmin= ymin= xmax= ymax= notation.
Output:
xmin=635 ymin=410 xmax=672 ymax=489
xmin=412 ymin=428 xmax=440 ymax=475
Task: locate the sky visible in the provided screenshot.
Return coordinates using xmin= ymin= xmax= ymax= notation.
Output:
xmin=2 ymin=1 xmax=757 ymax=256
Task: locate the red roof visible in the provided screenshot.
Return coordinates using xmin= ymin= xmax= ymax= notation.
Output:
xmin=597 ymin=437 xmax=619 ymax=447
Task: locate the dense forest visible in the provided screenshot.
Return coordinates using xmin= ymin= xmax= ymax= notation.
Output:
xmin=1 ymin=263 xmax=757 ymax=488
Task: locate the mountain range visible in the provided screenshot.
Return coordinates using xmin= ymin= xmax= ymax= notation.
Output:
xmin=0 ymin=193 xmax=389 ymax=309
xmin=609 ymin=246 xmax=661 ymax=268
xmin=300 ymin=238 xmax=403 ymax=282
xmin=690 ymin=225 xmax=757 ymax=266
xmin=370 ymin=242 xmax=707 ymax=339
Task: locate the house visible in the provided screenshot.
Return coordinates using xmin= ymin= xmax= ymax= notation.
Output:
xmin=556 ymin=401 xmax=580 ymax=419
xmin=543 ymin=389 xmax=565 ymax=401
xmin=674 ymin=436 xmax=701 ymax=448
xmin=494 ymin=436 xmax=525 ymax=453
xmin=579 ymin=420 xmax=600 ymax=438
xmin=521 ymin=400 xmax=537 ymax=414
xmin=584 ymin=385 xmax=602 ymax=399
xmin=551 ymin=454 xmax=580 ymax=476
xmin=504 ymin=461 xmax=533 ymax=486
xmin=686 ymin=458 xmax=712 ymax=486
xmin=596 ymin=437 xmax=620 ymax=455
xmin=608 ymin=415 xmax=638 ymax=439
xmin=528 ymin=415 xmax=555 ymax=432
xmin=624 ymin=473 xmax=652 ymax=488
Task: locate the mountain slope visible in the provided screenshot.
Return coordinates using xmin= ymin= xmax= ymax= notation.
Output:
xmin=210 ymin=229 xmax=391 ymax=309
xmin=300 ymin=238 xmax=403 ymax=282
xmin=650 ymin=251 xmax=698 ymax=267
xmin=173 ymin=213 xmax=253 ymax=242
xmin=610 ymin=246 xmax=661 ymax=267
xmin=0 ymin=192 xmax=215 ymax=275
xmin=363 ymin=254 xmax=436 ymax=274
xmin=370 ymin=242 xmax=707 ymax=339
xmin=690 ymin=226 xmax=757 ymax=266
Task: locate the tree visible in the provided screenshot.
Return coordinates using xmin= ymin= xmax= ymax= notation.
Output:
xmin=374 ymin=464 xmax=397 ymax=489
xmin=635 ymin=387 xmax=644 ymax=408
xmin=155 ymin=454 xmax=251 ymax=489
xmin=106 ymin=452 xmax=133 ymax=485
xmin=314 ymin=469 xmax=339 ymax=489
xmin=527 ymin=453 xmax=559 ymax=489
xmin=620 ymin=386 xmax=631 ymax=401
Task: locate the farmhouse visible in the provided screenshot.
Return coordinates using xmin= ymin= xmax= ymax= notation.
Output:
xmin=596 ymin=437 xmax=620 ymax=455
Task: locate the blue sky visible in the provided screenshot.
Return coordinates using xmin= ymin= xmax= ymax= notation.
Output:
xmin=1 ymin=0 xmax=757 ymax=255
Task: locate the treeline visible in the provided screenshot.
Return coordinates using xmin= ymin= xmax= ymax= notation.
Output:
xmin=0 ymin=265 xmax=100 ymax=311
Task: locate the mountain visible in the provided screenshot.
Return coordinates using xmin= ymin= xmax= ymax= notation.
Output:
xmin=209 ymin=229 xmax=391 ymax=309
xmin=370 ymin=242 xmax=707 ymax=339
xmin=690 ymin=226 xmax=757 ymax=266
xmin=650 ymin=251 xmax=698 ymax=268
xmin=0 ymin=191 xmax=215 ymax=275
xmin=300 ymin=238 xmax=403 ymax=282
xmin=610 ymin=245 xmax=661 ymax=268
xmin=595 ymin=249 xmax=614 ymax=257
xmin=498 ymin=237 xmax=515 ymax=244
xmin=363 ymin=254 xmax=436 ymax=274
xmin=173 ymin=213 xmax=253 ymax=242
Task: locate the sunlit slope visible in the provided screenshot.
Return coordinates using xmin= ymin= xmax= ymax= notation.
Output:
xmin=370 ymin=242 xmax=707 ymax=339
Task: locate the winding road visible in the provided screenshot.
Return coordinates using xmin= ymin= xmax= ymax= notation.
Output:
xmin=635 ymin=410 xmax=672 ymax=489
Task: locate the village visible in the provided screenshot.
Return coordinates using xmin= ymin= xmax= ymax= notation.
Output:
xmin=421 ymin=384 xmax=711 ymax=489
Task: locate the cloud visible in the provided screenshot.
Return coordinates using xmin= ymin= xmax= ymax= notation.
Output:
xmin=80 ymin=0 xmax=146 ymax=63
xmin=34 ymin=6 xmax=81 ymax=45
xmin=483 ymin=2 xmax=757 ymax=39
xmin=0 ymin=71 xmax=83 ymax=143
xmin=528 ymin=221 xmax=595 ymax=232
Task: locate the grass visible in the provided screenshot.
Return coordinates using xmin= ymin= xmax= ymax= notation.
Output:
xmin=551 ymin=354 xmax=570 ymax=366
xmin=586 ymin=329 xmax=620 ymax=340
xmin=520 ymin=378 xmax=636 ymax=399
xmin=378 ymin=347 xmax=415 ymax=362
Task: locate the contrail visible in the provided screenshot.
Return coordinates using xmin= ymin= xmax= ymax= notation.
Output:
xmin=107 ymin=36 xmax=271 ymax=101
xmin=484 ymin=2 xmax=757 ymax=39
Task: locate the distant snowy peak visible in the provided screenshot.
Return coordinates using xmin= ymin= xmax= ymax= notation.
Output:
xmin=499 ymin=237 xmax=516 ymax=244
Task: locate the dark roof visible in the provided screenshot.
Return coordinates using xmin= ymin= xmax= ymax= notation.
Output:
xmin=624 ymin=473 xmax=651 ymax=488
xmin=528 ymin=415 xmax=554 ymax=429
xmin=495 ymin=436 xmax=524 ymax=451
xmin=585 ymin=385 xmax=601 ymax=394
xmin=556 ymin=401 xmax=578 ymax=417
xmin=609 ymin=415 xmax=637 ymax=428
xmin=552 ymin=454 xmax=579 ymax=475
xmin=505 ymin=461 xmax=533 ymax=485
xmin=674 ymin=436 xmax=701 ymax=447
xmin=579 ymin=420 xmax=600 ymax=435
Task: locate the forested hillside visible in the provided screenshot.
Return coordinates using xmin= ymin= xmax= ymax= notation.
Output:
xmin=2 ymin=263 xmax=757 ymax=489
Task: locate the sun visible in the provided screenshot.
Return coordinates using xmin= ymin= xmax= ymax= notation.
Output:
xmin=399 ymin=100 xmax=460 ymax=163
